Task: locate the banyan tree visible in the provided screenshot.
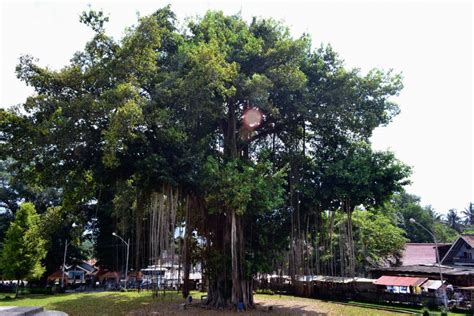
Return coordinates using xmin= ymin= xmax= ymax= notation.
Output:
xmin=0 ymin=6 xmax=410 ymax=309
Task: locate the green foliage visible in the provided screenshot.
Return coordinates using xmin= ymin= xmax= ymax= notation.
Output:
xmin=446 ymin=209 xmax=462 ymax=233
xmin=0 ymin=6 xmax=415 ymax=287
xmin=102 ymin=84 xmax=145 ymax=168
xmin=203 ymin=157 xmax=286 ymax=216
xmin=462 ymin=202 xmax=474 ymax=225
xmin=392 ymin=192 xmax=458 ymax=243
xmin=0 ymin=203 xmax=46 ymax=281
xmin=432 ymin=222 xmax=458 ymax=243
xmin=322 ymin=142 xmax=411 ymax=209
xmin=421 ymin=307 xmax=430 ymax=316
xmin=352 ymin=208 xmax=408 ymax=268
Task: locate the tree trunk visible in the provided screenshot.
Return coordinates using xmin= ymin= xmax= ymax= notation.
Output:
xmin=231 ymin=210 xmax=239 ymax=305
xmin=206 ymin=100 xmax=254 ymax=309
xmin=206 ymin=212 xmax=231 ymax=308
xmin=344 ymin=199 xmax=356 ymax=277
xmin=182 ymin=196 xmax=191 ymax=298
xmin=328 ymin=210 xmax=335 ymax=276
xmin=230 ymin=210 xmax=252 ymax=308
xmin=15 ymin=279 xmax=20 ymax=298
xmin=135 ymin=191 xmax=144 ymax=271
xmin=314 ymin=209 xmax=320 ymax=275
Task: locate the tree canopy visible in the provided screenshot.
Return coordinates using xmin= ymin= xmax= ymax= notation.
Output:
xmin=0 ymin=203 xmax=46 ymax=297
xmin=0 ymin=6 xmax=414 ymax=307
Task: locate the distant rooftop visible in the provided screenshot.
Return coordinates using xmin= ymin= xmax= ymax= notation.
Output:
xmin=460 ymin=235 xmax=474 ymax=248
xmin=401 ymin=243 xmax=450 ymax=266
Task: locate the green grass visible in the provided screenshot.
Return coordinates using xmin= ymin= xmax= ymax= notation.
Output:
xmin=0 ymin=291 xmax=471 ymax=315
xmin=0 ymin=290 xmax=191 ymax=316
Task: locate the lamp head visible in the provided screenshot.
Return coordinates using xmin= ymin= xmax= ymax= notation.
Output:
xmin=409 ymin=218 xmax=416 ymax=224
xmin=112 ymin=232 xmax=117 ymax=236
xmin=72 ymin=222 xmax=78 ymax=228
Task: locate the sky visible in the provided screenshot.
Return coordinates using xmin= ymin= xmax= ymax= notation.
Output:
xmin=1 ymin=0 xmax=473 ymax=216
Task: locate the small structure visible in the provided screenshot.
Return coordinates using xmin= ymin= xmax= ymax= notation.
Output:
xmin=127 ymin=271 xmax=143 ymax=282
xmin=97 ymin=271 xmax=120 ymax=283
xmin=441 ymin=235 xmax=474 ymax=266
xmin=62 ymin=261 xmax=98 ymax=286
xmin=371 ymin=264 xmax=474 ymax=287
xmin=96 ymin=270 xmax=121 ymax=289
xmin=293 ymin=275 xmax=376 ymax=299
xmin=47 ymin=271 xmax=68 ymax=285
xmin=140 ymin=262 xmax=202 ymax=290
xmin=421 ymin=279 xmax=444 ymax=295
xmin=373 ymin=276 xmax=427 ymax=294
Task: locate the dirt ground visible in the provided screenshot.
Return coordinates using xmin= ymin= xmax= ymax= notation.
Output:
xmin=127 ymin=296 xmax=405 ymax=316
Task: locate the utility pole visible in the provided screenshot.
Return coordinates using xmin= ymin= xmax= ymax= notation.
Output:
xmin=409 ymin=218 xmax=448 ymax=309
xmin=112 ymin=232 xmax=129 ymax=289
xmin=61 ymin=222 xmax=78 ymax=289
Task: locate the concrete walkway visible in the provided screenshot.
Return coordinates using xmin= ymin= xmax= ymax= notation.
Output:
xmin=0 ymin=306 xmax=67 ymax=315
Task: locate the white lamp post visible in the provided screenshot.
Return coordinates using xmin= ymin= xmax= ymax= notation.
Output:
xmin=61 ymin=222 xmax=78 ymax=288
xmin=409 ymin=218 xmax=448 ymax=309
xmin=112 ymin=232 xmax=130 ymax=289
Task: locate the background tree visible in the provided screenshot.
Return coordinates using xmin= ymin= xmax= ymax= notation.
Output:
xmin=394 ymin=192 xmax=457 ymax=243
xmin=0 ymin=202 xmax=47 ymax=298
xmin=462 ymin=203 xmax=474 ymax=226
xmin=446 ymin=209 xmax=462 ymax=233
xmin=351 ymin=207 xmax=407 ymax=273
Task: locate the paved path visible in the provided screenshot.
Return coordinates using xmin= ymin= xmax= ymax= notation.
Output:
xmin=0 ymin=306 xmax=43 ymax=315
xmin=0 ymin=306 xmax=67 ymax=315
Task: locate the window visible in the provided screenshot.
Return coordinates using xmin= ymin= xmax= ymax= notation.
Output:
xmin=462 ymin=252 xmax=472 ymax=259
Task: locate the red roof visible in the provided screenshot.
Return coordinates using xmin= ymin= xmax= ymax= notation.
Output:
xmin=374 ymin=276 xmax=428 ymax=287
xmin=47 ymin=270 xmax=68 ymax=280
xmin=462 ymin=235 xmax=474 ymax=248
xmin=97 ymin=271 xmax=120 ymax=281
xmin=401 ymin=243 xmax=437 ymax=266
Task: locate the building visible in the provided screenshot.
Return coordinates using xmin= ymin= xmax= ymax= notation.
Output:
xmin=371 ymin=236 xmax=474 ymax=287
xmin=401 ymin=243 xmax=450 ymax=266
xmin=47 ymin=261 xmax=98 ymax=287
xmin=440 ymin=235 xmax=474 ymax=266
xmin=374 ymin=275 xmax=427 ymax=294
xmin=96 ymin=270 xmax=121 ymax=289
xmin=140 ymin=262 xmax=202 ymax=289
xmin=65 ymin=261 xmax=97 ymax=285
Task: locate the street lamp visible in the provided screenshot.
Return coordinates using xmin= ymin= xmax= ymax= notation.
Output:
xmin=61 ymin=222 xmax=79 ymax=288
xmin=112 ymin=232 xmax=130 ymax=289
xmin=409 ymin=218 xmax=448 ymax=309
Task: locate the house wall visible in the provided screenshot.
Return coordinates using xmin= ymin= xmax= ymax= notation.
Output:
xmin=452 ymin=243 xmax=474 ymax=265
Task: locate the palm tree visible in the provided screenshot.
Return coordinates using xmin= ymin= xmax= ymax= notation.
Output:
xmin=462 ymin=203 xmax=474 ymax=226
xmin=426 ymin=205 xmax=442 ymax=222
xmin=446 ymin=209 xmax=462 ymax=232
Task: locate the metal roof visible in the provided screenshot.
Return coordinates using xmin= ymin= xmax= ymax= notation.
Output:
xmin=402 ymin=244 xmax=437 ymax=266
xmin=374 ymin=264 xmax=474 ymax=277
xmin=374 ymin=276 xmax=428 ymax=287
xmin=421 ymin=280 xmax=443 ymax=290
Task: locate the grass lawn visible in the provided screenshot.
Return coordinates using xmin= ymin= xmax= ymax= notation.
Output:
xmin=0 ymin=291 xmax=166 ymax=315
xmin=0 ymin=291 xmax=470 ymax=315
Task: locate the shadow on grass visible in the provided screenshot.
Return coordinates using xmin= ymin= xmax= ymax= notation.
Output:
xmin=183 ymin=302 xmax=328 ymax=315
xmin=255 ymin=303 xmax=327 ymax=315
xmin=1 ymin=291 xmax=188 ymax=316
